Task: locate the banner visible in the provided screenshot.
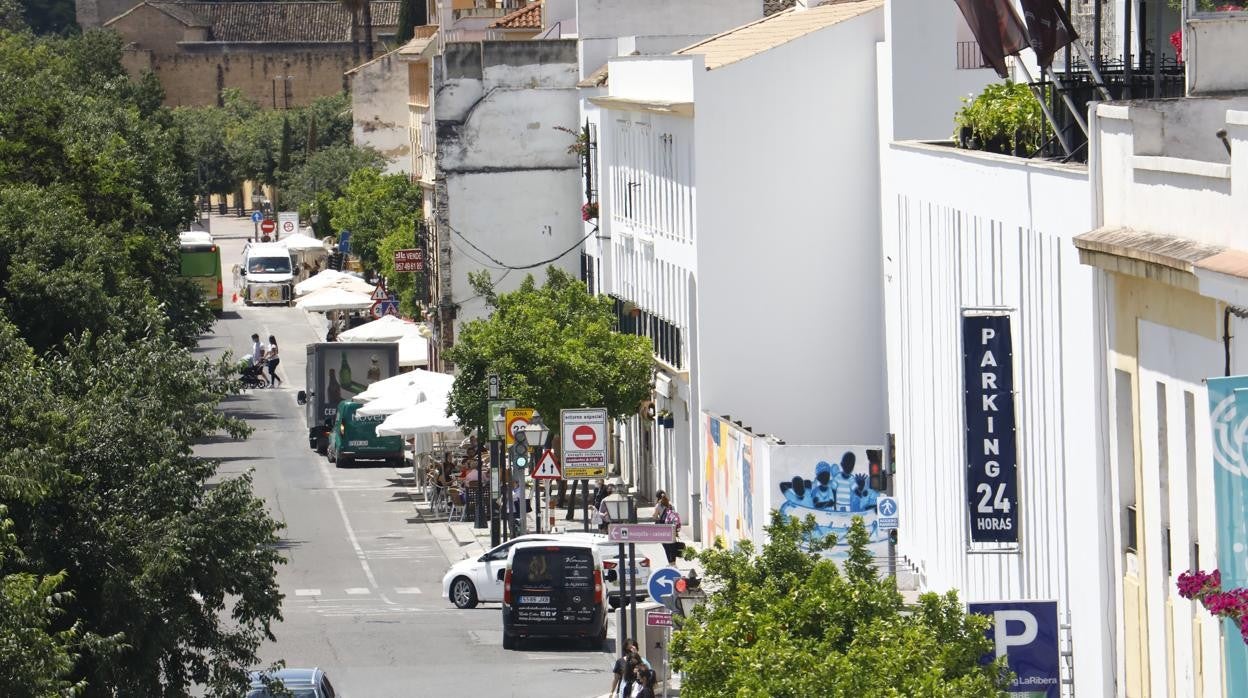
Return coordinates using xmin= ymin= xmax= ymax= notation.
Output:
xmin=963 ymin=314 xmax=1019 ymax=543
xmin=1205 ymin=376 xmax=1248 ymax=694
xmin=968 ymin=600 xmax=1060 ymax=697
xmin=1020 ymin=0 xmax=1077 ymax=70
xmin=953 ymin=0 xmax=1030 ymax=78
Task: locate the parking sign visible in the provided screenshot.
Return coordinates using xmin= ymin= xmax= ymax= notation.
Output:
xmin=967 ymin=600 xmax=1060 ymax=697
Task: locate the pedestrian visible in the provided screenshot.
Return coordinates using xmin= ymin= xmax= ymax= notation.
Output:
xmin=656 ymin=492 xmax=683 ymax=564
xmin=651 ymin=490 xmax=668 ymax=524
xmin=596 ymin=483 xmax=614 ymax=532
xmin=610 ymin=642 xmax=642 ymax=698
xmin=630 ymin=663 xmax=656 ymax=698
xmin=264 ymin=335 xmax=281 ymax=387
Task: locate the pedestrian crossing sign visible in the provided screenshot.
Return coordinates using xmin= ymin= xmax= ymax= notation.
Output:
xmin=532 ymin=449 xmax=562 ymax=480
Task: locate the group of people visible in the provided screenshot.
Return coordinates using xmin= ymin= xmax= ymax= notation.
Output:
xmin=248 ymin=333 xmax=282 ymax=388
xmin=610 ymin=638 xmax=658 ymax=698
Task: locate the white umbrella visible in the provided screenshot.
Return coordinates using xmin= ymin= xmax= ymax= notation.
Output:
xmin=356 ymin=381 xmax=450 ymax=416
xmin=295 ymin=269 xmax=374 ymax=296
xmin=355 ymin=368 xmax=455 ymax=402
xmin=398 ymin=333 xmax=429 ymax=367
xmin=376 ymin=399 xmax=460 ymax=436
xmin=294 ymin=287 xmax=374 ymax=312
xmin=280 ymin=232 xmax=326 ymax=252
xmin=339 ymin=315 xmax=413 ymax=342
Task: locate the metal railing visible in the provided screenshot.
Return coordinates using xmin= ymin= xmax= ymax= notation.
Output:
xmin=957 ymin=41 xmax=991 ymax=70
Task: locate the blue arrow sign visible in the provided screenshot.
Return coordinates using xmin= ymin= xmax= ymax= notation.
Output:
xmin=648 ymin=567 xmax=682 ymax=607
xmin=250 ymin=211 xmax=263 ymax=223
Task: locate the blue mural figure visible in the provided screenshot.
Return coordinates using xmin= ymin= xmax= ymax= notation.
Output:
xmin=829 ymin=451 xmax=879 ymax=513
xmin=779 ymin=475 xmax=815 ymax=508
xmin=811 ymin=461 xmax=836 ymax=509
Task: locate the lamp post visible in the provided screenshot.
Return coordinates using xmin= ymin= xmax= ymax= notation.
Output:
xmin=491 ymin=410 xmax=506 ymax=546
xmin=603 ymin=487 xmax=636 ymax=654
xmin=473 ymin=430 xmax=486 ymax=529
xmin=522 ymin=418 xmax=550 ymax=533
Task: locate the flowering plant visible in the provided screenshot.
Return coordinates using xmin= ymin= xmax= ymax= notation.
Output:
xmin=581 ymin=202 xmax=599 ymax=221
xmin=1176 ymin=569 xmax=1248 ymax=643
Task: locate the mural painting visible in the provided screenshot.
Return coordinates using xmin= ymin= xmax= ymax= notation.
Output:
xmin=702 ymin=414 xmax=757 ymax=548
xmin=772 ymin=445 xmax=887 ymax=559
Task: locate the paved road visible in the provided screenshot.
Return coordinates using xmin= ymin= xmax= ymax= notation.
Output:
xmin=191 ymin=215 xmax=613 ymax=697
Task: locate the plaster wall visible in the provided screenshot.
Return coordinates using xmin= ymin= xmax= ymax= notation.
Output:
xmin=880 ymin=141 xmax=1115 ymax=695
xmin=575 ymin=0 xmax=759 ymax=41
xmin=605 ymin=56 xmax=697 ymax=103
xmin=694 ymin=8 xmax=885 ymax=446
xmin=350 ymin=52 xmax=412 ymax=174
xmin=1186 ymin=16 xmax=1248 ymax=95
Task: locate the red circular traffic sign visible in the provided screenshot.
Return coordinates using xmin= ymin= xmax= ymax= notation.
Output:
xmin=572 ymin=425 xmax=596 ymax=449
xmin=260 ymin=219 xmax=276 ymax=234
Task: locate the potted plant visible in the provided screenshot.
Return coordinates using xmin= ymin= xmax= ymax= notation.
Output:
xmin=953 ymin=81 xmax=1045 ymax=157
xmin=582 ymin=201 xmax=599 ymax=221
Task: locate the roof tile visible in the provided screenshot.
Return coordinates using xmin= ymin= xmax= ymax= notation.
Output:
xmin=490 ymin=2 xmax=542 ymax=29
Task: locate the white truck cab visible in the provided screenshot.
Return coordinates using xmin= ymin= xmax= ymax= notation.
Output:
xmin=242 ymin=242 xmax=294 ymax=306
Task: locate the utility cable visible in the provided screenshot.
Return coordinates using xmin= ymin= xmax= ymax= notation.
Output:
xmin=447 ymin=222 xmax=599 ymax=271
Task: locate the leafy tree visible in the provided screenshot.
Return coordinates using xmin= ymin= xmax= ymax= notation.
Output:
xmin=17 ymin=0 xmax=75 ymax=35
xmin=0 ymin=0 xmax=23 ymax=31
xmin=328 ymin=166 xmax=421 ymax=270
xmin=671 ymin=514 xmax=1012 ymax=698
xmin=279 ymin=143 xmax=383 ymax=220
xmin=226 ymin=107 xmax=283 ymax=186
xmin=445 ymin=267 xmax=654 ymax=433
xmin=377 ymin=219 xmax=422 ymax=317
xmin=395 ymin=0 xmax=427 ymax=44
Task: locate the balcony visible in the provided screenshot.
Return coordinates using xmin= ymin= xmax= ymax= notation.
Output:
xmin=956 ymin=41 xmax=991 ymax=70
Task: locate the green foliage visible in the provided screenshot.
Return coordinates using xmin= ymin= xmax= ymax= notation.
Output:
xmin=0 ymin=0 xmax=24 ymax=31
xmin=445 ymin=267 xmax=654 ymax=433
xmin=280 ymin=144 xmax=384 ymax=221
xmin=17 ymin=0 xmax=75 ymax=35
xmin=328 ymin=167 xmax=421 ymax=271
xmin=378 ymin=219 xmax=423 ymax=317
xmin=671 ymin=513 xmax=1012 ymax=698
xmin=953 ymin=81 xmax=1046 ymax=157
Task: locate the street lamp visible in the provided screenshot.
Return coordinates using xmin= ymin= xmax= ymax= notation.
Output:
xmin=675 ymin=570 xmax=707 ymax=617
xmin=602 ymin=486 xmax=639 ymax=653
xmin=522 ymin=419 xmax=550 ymax=533
xmin=491 ymin=411 xmax=507 ymax=546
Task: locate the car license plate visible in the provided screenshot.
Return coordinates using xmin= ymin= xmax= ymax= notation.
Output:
xmin=348 ymin=440 xmax=369 ymax=446
xmin=518 ymin=595 xmax=550 ymax=604
xmin=267 ymin=287 xmax=281 ymax=300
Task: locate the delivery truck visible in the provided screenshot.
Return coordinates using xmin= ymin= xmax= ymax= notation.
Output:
xmin=296 ymin=342 xmax=399 ymax=455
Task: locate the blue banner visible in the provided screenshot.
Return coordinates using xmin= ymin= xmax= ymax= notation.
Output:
xmin=1205 ymin=375 xmax=1248 ymax=694
xmin=968 ymin=600 xmax=1060 ymax=697
xmin=338 ymin=229 xmax=351 ymax=253
xmin=963 ymin=314 xmax=1019 ymax=543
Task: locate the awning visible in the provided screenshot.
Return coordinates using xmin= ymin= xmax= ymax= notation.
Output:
xmin=1075 ymin=226 xmax=1248 ymax=305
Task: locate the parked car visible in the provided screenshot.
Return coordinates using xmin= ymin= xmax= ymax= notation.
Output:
xmin=500 ymin=540 xmax=613 ymax=650
xmin=441 ymin=532 xmax=660 ymax=609
xmin=247 ymin=667 xmax=337 ymax=698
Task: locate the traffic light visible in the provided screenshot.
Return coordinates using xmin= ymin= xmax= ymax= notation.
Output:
xmin=509 ymin=442 xmax=529 ymax=470
xmin=328 ymin=251 xmax=344 ymax=271
xmin=868 ymin=448 xmax=887 ymax=493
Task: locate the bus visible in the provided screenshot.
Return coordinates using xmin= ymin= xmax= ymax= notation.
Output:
xmin=178 ymin=231 xmax=224 ymax=314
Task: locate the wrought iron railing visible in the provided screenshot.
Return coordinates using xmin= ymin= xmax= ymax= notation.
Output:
xmin=957 ymin=41 xmax=991 ymax=70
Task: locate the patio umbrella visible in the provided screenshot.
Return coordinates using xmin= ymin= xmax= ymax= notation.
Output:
xmin=398 ymin=333 xmax=430 ymax=367
xmin=356 ymin=381 xmax=451 ymax=416
xmin=294 ymin=287 xmax=374 ymax=312
xmin=376 ymin=398 xmax=460 ymax=436
xmin=355 ymin=368 xmax=455 ymax=402
xmin=339 ymin=315 xmax=414 ymax=342
xmin=295 ymin=269 xmax=374 ymax=296
xmin=280 ymin=232 xmax=327 ymax=252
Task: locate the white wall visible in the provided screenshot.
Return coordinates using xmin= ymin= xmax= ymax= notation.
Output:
xmin=576 ymin=0 xmax=759 ymax=42
xmin=606 ymin=56 xmax=697 ymax=103
xmin=1186 ymin=15 xmax=1248 ymax=95
xmin=695 ymin=9 xmax=887 ymax=446
xmin=350 ymin=52 xmax=413 ymax=174
xmin=880 ymin=140 xmax=1114 ymax=696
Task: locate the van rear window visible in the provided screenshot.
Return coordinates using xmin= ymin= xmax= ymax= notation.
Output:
xmin=512 ymin=549 xmax=594 ymax=589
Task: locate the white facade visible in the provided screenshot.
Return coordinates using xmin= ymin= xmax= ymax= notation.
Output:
xmin=591 ymin=2 xmax=889 ymax=540
xmin=348 ymin=49 xmax=413 ymax=174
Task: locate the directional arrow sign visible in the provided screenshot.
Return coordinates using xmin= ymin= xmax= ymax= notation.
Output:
xmin=532 ymin=449 xmax=561 ymax=480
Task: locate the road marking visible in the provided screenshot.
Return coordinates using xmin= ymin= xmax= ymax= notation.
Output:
xmin=345 ymin=587 xmax=371 ymax=595
xmin=394 ymin=587 xmax=422 ymax=594
xmin=294 ymin=588 xmax=321 ymax=597
xmin=313 ymin=455 xmax=380 ymax=589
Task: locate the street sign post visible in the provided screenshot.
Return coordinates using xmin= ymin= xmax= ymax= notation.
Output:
xmin=877 ymin=496 xmax=899 ymax=530
xmin=504 ymin=408 xmax=535 ymax=446
xmin=646 ymin=610 xmax=673 ymax=628
xmin=393 ymin=248 xmax=424 ymax=272
xmin=648 ymin=568 xmax=682 ymax=607
xmin=277 ymin=211 xmax=298 ymax=239
xmin=560 ymin=408 xmax=609 ymax=478
xmin=250 ymin=211 xmax=263 ymax=224
xmin=260 ymin=218 xmax=276 ymax=236
xmin=608 ymin=523 xmax=677 ymax=544
xmin=532 ymin=449 xmax=561 ymax=480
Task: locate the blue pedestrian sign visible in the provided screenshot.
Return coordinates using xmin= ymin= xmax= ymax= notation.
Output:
xmin=649 ymin=568 xmax=682 ymax=608
xmin=250 ymin=211 xmax=263 ymax=224
xmin=877 ymin=496 xmax=899 ymax=530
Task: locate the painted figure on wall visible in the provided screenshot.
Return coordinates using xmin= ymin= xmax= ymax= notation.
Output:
xmin=776 ymin=447 xmax=886 ymax=558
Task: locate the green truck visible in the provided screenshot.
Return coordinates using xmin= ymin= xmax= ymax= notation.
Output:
xmin=327 ymin=401 xmax=404 ymax=467
xmin=297 ymin=342 xmax=399 ymax=456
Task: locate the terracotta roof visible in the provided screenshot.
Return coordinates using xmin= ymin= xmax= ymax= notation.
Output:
xmin=577 ymin=62 xmax=608 ymax=88
xmin=764 ymin=0 xmax=797 ymax=15
xmin=677 ymin=0 xmax=884 ymax=70
xmin=137 ymin=2 xmax=400 ymax=43
xmin=490 ymin=2 xmax=542 ymax=29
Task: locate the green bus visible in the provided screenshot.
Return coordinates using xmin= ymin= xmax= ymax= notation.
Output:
xmin=178 ymin=231 xmax=224 ymax=314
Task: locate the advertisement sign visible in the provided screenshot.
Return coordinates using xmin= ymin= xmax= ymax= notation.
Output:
xmin=394 ymin=248 xmax=424 ymax=272
xmin=963 ymin=313 xmax=1019 ymax=543
xmin=968 ymin=600 xmax=1060 ymax=697
xmin=1206 ymin=375 xmax=1248 ymax=694
xmin=561 ymin=408 xmax=609 ymax=478
xmin=318 ymin=346 xmax=397 ymax=420
xmin=488 ymin=399 xmax=517 ymax=440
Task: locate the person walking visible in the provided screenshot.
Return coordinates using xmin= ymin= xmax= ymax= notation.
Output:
xmin=630 ymin=663 xmax=656 ymax=698
xmin=610 ymin=643 xmax=642 ymax=698
xmin=655 ymin=492 xmax=683 ymax=564
xmin=248 ymin=333 xmax=267 ymax=387
xmin=264 ymin=335 xmax=281 ymax=387
xmin=596 ymin=483 xmax=614 ymax=532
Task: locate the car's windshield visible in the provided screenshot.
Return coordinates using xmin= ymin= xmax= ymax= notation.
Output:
xmin=247 ymin=688 xmax=318 ymax=698
xmin=248 ymin=256 xmax=291 ymax=274
xmin=512 ymin=548 xmax=593 ymax=589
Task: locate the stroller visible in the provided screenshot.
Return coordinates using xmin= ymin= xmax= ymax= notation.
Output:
xmin=239 ymin=359 xmax=267 ymax=389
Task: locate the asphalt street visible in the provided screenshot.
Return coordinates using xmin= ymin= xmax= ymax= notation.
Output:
xmin=190 ymin=214 xmax=613 ymax=697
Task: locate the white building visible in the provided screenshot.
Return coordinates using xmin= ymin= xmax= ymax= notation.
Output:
xmin=348 ymin=48 xmax=414 ymax=174
xmin=588 ymin=0 xmax=888 ymax=540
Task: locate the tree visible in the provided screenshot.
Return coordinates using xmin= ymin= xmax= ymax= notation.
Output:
xmin=395 ymin=0 xmax=427 ymax=44
xmin=16 ymin=0 xmax=75 ymax=34
xmin=377 ymin=218 xmax=422 ymax=317
xmin=445 ymin=267 xmax=655 ymax=433
xmin=671 ymin=514 xmax=1012 ymax=698
xmin=279 ymin=144 xmax=383 ymax=219
xmin=328 ymin=166 xmax=421 ymax=271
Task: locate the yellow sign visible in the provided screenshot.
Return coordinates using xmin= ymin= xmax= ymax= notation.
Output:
xmin=504 ymin=407 xmax=535 ymax=446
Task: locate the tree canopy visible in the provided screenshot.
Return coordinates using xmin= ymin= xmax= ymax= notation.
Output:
xmin=0 ymin=27 xmax=285 ymax=695
xmin=671 ymin=514 xmax=1012 ymax=698
xmin=328 ymin=166 xmax=422 ymax=272
xmin=445 ymin=267 xmax=655 ymax=433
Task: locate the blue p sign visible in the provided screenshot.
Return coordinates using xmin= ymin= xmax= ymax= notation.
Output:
xmin=968 ymin=600 xmax=1060 ymax=697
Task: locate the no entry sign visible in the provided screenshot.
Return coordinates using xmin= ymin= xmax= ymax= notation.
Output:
xmin=561 ymin=408 xmax=608 ymax=478
xmin=260 ymin=219 xmax=276 ymax=235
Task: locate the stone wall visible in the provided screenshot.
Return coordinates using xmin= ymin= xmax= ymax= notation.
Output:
xmin=136 ymin=45 xmax=356 ymax=108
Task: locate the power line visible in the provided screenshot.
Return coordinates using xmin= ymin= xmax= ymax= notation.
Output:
xmin=446 ymin=222 xmax=598 ymax=271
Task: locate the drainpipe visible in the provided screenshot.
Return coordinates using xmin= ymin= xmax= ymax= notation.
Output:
xmin=1223 ymin=305 xmax=1248 ymax=376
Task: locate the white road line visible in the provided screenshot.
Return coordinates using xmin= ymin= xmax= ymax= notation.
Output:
xmin=294 ymin=588 xmax=321 ymax=597
xmin=313 ymin=457 xmax=380 ymax=589
xmin=345 ymin=587 xmax=371 ymax=595
xmin=394 ymin=587 xmax=422 ymax=594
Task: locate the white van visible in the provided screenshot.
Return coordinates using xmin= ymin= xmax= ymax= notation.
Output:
xmin=242 ymin=242 xmax=294 ymax=306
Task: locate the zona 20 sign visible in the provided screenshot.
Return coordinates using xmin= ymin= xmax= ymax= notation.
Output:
xmin=560 ymin=408 xmax=608 ymax=478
